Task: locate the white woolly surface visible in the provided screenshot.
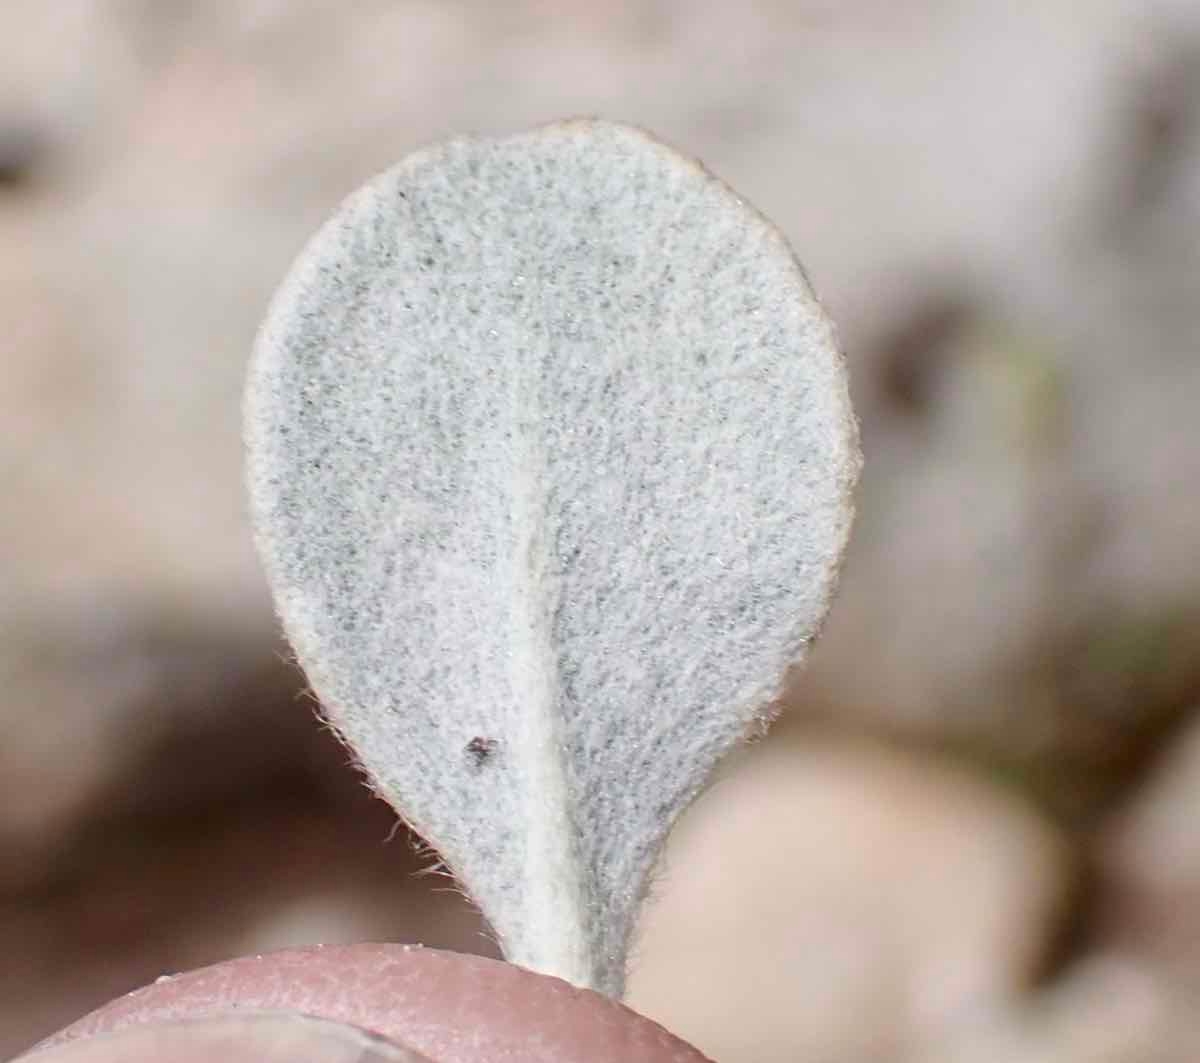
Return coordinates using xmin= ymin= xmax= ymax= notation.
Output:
xmin=245 ymin=119 xmax=859 ymax=997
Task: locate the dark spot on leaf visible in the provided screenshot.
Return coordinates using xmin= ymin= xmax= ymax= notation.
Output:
xmin=466 ymin=736 xmax=499 ymax=769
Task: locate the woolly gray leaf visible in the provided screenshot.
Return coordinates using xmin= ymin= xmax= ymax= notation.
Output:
xmin=245 ymin=119 xmax=859 ymax=997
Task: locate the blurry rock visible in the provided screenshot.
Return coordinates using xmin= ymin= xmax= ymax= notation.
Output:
xmin=0 ymin=794 xmax=489 ymax=1059
xmin=1095 ymin=707 xmax=1200 ymax=976
xmin=791 ymin=125 xmax=1200 ymax=821
xmin=0 ymin=120 xmax=43 ymax=186
xmin=921 ymin=953 xmax=1190 ymax=1063
xmin=0 ymin=0 xmax=140 ymax=176
xmin=778 ymin=11 xmax=1200 ymax=825
xmin=0 ymin=593 xmax=300 ymax=883
xmin=627 ymin=733 xmax=1071 ymax=1063
xmin=0 ymin=610 xmax=160 ymax=887
xmin=1023 ymin=955 xmax=1187 ymax=1063
xmin=794 ymin=309 xmax=1090 ymax=747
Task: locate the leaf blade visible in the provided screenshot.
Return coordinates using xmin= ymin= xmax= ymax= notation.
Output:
xmin=246 ymin=119 xmax=860 ymax=996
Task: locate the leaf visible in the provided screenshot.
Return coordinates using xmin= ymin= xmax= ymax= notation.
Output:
xmin=245 ymin=119 xmax=860 ymax=997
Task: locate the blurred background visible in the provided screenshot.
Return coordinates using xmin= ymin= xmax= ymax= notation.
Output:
xmin=2 ymin=2 xmax=1199 ymax=1060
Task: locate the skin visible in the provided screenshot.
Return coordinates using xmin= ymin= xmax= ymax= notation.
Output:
xmin=19 ymin=944 xmax=710 ymax=1063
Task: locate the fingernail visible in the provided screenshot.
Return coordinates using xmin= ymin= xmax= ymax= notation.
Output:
xmin=19 ymin=1011 xmax=432 ymax=1063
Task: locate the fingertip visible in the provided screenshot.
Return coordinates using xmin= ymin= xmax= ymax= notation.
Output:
xmin=27 ymin=945 xmax=709 ymax=1063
